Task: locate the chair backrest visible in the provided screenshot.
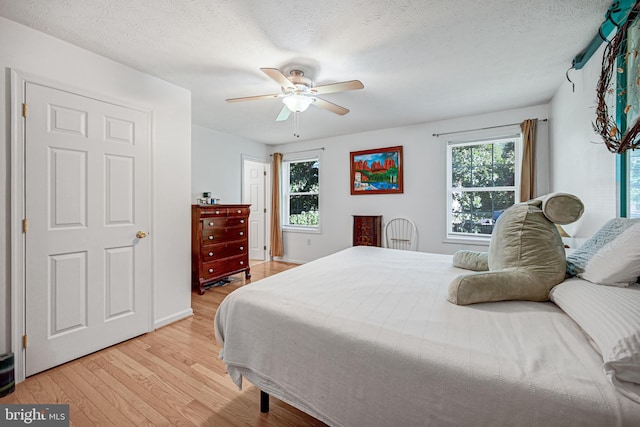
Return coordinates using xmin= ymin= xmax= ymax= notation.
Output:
xmin=384 ymin=217 xmax=418 ymax=251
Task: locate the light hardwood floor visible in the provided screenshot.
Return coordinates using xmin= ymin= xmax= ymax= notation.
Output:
xmin=0 ymin=261 xmax=328 ymax=426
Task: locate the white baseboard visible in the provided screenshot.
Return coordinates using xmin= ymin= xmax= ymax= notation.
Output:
xmin=273 ymin=256 xmax=306 ymax=265
xmin=154 ymin=308 xmax=193 ymax=329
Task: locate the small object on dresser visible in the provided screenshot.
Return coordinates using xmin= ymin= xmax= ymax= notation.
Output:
xmin=197 ymin=193 xmax=221 ymax=205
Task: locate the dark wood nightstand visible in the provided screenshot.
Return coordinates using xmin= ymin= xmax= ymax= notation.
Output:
xmin=352 ymin=215 xmax=382 ymax=247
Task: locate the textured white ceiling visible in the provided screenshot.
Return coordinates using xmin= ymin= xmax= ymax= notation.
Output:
xmin=0 ymin=0 xmax=610 ymax=144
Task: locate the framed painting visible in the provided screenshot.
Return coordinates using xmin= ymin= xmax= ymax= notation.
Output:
xmin=350 ymin=145 xmax=403 ymax=195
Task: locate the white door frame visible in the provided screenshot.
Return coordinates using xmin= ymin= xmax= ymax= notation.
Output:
xmin=9 ymin=69 xmax=155 ymax=383
xmin=241 ymin=155 xmax=271 ymax=261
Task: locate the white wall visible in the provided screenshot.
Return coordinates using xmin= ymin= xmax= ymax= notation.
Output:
xmin=273 ymin=104 xmax=550 ymax=263
xmin=185 ymin=34 xmax=616 ymax=268
xmin=268 ymin=40 xmax=616 ymax=266
xmin=191 ymin=124 xmax=269 ymax=204
xmin=0 ymin=17 xmax=193 ymax=355
xmin=549 ymin=43 xmax=617 ymax=240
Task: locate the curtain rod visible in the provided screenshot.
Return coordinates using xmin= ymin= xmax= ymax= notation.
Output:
xmin=270 ymin=147 xmax=325 ymax=156
xmin=433 ymin=118 xmax=548 ymax=138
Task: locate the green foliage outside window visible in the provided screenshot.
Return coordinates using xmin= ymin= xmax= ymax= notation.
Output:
xmin=288 ymin=160 xmax=319 ymax=226
xmin=450 ymin=140 xmax=517 ymax=235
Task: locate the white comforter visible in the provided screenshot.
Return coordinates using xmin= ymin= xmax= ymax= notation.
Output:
xmin=214 ymin=246 xmax=640 ymax=426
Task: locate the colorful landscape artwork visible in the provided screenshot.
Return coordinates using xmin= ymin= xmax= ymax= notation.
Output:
xmin=350 ymin=146 xmax=403 ymax=195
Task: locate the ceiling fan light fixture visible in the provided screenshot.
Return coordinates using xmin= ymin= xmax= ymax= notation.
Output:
xmin=283 ymin=94 xmax=314 ymax=112
xmin=226 ymin=67 xmax=364 ymax=137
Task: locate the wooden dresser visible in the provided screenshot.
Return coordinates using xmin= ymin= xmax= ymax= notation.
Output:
xmin=191 ymin=204 xmax=251 ymax=294
xmin=352 ymin=215 xmax=382 ymax=247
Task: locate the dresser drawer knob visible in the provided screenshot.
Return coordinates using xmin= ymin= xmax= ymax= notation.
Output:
xmin=240 ymin=246 xmax=244 ymax=251
xmin=208 ymin=252 xmax=214 ymax=256
xmin=240 ymin=219 xmax=245 ymax=224
xmin=208 ymin=268 xmax=214 ymax=273
xmin=209 ymin=221 xmax=214 ymax=226
xmin=215 ymin=210 xmax=220 ymax=215
xmin=208 ymin=236 xmax=214 ymax=240
xmin=237 ymin=210 xmax=242 ymax=214
xmin=239 ymin=231 xmax=244 ymax=236
xmin=239 ymin=261 xmax=244 ymax=265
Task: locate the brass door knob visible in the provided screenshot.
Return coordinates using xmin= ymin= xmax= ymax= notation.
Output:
xmin=136 ymin=231 xmax=148 ymax=239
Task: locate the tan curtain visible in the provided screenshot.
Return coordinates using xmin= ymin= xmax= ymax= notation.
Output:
xmin=519 ymin=119 xmax=537 ymax=202
xmin=270 ymin=152 xmax=284 ymax=257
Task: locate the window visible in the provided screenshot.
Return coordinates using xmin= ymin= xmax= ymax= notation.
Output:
xmin=446 ymin=136 xmax=521 ymax=239
xmin=630 ymin=150 xmax=640 ymax=218
xmin=282 ymin=154 xmax=320 ymax=230
xmin=626 ymin=16 xmax=640 ymax=218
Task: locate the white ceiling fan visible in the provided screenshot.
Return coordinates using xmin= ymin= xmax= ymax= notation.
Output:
xmin=226 ymin=68 xmax=364 ymax=135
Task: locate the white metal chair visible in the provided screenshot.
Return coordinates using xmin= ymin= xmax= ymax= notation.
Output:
xmin=384 ymin=217 xmax=418 ymax=251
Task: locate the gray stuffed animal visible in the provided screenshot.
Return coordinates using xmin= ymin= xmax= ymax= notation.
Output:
xmin=448 ymin=193 xmax=584 ymax=305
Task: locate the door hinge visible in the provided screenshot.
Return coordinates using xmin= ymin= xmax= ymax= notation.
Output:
xmin=23 ymin=335 xmax=28 ymax=349
xmin=22 ymin=103 xmax=28 ymax=117
xmin=264 ymin=208 xmax=267 ymax=213
xmin=22 ymin=218 xmax=28 ymax=233
xmin=263 ymin=170 xmax=267 ymax=176
xmin=264 ymin=245 xmax=267 ymax=250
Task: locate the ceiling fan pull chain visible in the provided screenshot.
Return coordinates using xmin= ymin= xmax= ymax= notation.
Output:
xmin=293 ymin=111 xmax=300 ymax=137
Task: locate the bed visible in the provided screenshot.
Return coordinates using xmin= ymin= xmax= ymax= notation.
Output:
xmin=214 ymin=246 xmax=640 ymax=426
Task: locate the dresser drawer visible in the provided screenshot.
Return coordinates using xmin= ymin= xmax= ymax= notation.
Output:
xmin=202 ymin=255 xmax=248 ymax=280
xmin=199 ymin=207 xmax=228 ymax=217
xmin=201 ymin=216 xmax=247 ymax=229
xmin=199 ymin=206 xmax=249 ymax=217
xmin=202 ymin=225 xmax=247 ymax=245
xmin=201 ymin=241 xmax=247 ymax=261
xmin=227 ymin=207 xmax=250 ymax=217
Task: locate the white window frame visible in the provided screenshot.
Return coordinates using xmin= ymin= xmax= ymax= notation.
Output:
xmin=445 ymin=134 xmax=522 ymax=243
xmin=282 ymin=150 xmax=321 ymax=233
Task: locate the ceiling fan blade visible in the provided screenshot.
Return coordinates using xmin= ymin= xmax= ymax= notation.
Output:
xmin=313 ymin=97 xmax=350 ymax=115
xmin=312 ymin=80 xmax=364 ymax=95
xmin=276 ymin=105 xmax=291 ymax=121
xmin=261 ymin=68 xmax=295 ymax=90
xmin=226 ymin=93 xmax=281 ymax=103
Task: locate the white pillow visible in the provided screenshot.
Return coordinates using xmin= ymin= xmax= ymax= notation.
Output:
xmin=550 ymin=278 xmax=640 ymax=403
xmin=566 ymin=218 xmax=640 ymax=286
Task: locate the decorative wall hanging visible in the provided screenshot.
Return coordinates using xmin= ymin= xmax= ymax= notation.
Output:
xmin=593 ymin=1 xmax=640 ymax=154
xmin=350 ymin=146 xmax=403 ymax=195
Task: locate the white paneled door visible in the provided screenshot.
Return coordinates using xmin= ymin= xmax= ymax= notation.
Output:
xmin=24 ymin=82 xmax=152 ymax=376
xmin=243 ymin=159 xmax=266 ymax=260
